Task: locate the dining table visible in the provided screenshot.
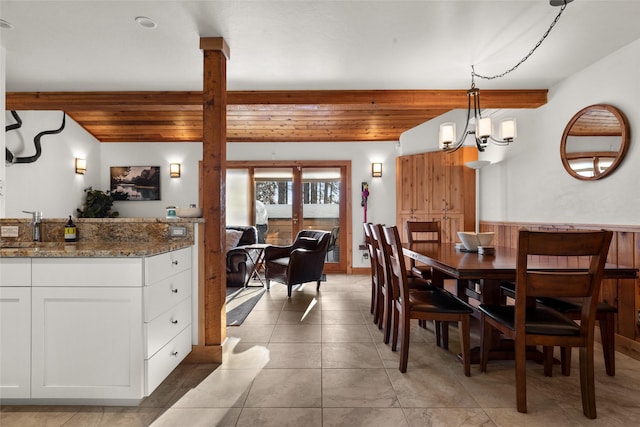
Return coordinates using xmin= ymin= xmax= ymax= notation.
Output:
xmin=402 ymin=242 xmax=638 ymax=363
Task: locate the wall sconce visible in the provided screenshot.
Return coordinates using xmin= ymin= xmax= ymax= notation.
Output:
xmin=75 ymin=158 xmax=86 ymax=174
xmin=169 ymin=163 xmax=181 ymax=178
xmin=371 ymin=162 xmax=382 ymax=178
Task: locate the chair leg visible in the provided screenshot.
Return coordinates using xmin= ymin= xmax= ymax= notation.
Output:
xmin=480 ymin=315 xmax=491 ymax=372
xmin=287 ymin=284 xmax=292 ymax=298
xmin=382 ymin=293 xmax=392 ymax=344
xmin=543 ymin=346 xmax=554 ymax=377
xmin=561 ymin=347 xmax=572 ymax=376
xmin=599 ymin=313 xmax=616 ymax=376
xmin=579 ymin=345 xmax=597 ymax=419
xmin=391 ymin=304 xmax=400 ymax=352
xmin=515 ymin=339 xmax=528 ymax=414
xmin=316 ymin=280 xmax=321 ymax=291
xmin=399 ymin=313 xmax=411 ymax=373
xmin=266 ymin=279 xmax=271 ymax=290
xmin=459 ymin=316 xmax=471 ymax=377
xmin=435 ymin=321 xmax=442 ymax=347
xmin=441 ymin=321 xmax=449 ymax=350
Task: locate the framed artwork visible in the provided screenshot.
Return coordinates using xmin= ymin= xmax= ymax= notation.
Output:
xmin=110 ymin=166 xmax=161 ymax=201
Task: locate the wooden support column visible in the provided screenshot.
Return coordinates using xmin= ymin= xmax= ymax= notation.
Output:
xmin=187 ymin=37 xmax=230 ymax=363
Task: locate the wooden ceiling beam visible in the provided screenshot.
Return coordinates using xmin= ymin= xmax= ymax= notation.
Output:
xmin=7 ymin=89 xmax=547 ymax=111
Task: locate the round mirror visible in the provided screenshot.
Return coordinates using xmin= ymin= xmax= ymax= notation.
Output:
xmin=560 ymin=104 xmax=630 ymax=180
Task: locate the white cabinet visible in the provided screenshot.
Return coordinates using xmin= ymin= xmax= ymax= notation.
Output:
xmin=0 ymin=258 xmax=31 ymax=399
xmin=0 ymin=246 xmax=193 ymax=403
xmin=31 ymin=286 xmax=143 ymax=399
xmin=142 ymin=247 xmax=192 ymax=395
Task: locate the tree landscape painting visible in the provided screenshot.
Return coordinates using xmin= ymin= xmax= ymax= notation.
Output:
xmin=110 ymin=166 xmax=161 ymax=201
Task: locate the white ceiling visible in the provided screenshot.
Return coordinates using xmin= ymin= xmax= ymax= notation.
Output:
xmin=2 ymin=0 xmax=640 ymax=93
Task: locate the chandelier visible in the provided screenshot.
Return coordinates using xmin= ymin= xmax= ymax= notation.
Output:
xmin=439 ymin=0 xmax=573 ymax=152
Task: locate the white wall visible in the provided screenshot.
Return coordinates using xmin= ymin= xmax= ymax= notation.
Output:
xmin=4 ymin=111 xmax=101 ymax=218
xmin=100 ymin=143 xmax=203 ymax=218
xmin=400 ymin=37 xmax=640 ymax=227
xmin=480 ymin=37 xmax=640 ymax=226
xmin=1 ymin=47 xmax=5 ymax=217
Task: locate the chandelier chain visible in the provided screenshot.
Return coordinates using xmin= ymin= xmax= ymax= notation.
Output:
xmin=472 ymin=1 xmax=569 ymax=81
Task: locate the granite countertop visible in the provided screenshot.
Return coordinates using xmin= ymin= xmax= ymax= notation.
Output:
xmin=0 ymin=241 xmax=193 ymax=258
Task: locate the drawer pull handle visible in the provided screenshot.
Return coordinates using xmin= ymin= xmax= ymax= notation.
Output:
xmin=171 ymin=319 xmax=178 ymax=324
xmin=171 ymin=351 xmax=178 ymax=357
xmin=171 ymin=288 xmax=178 ymax=294
xmin=172 ymin=260 xmax=179 ymax=265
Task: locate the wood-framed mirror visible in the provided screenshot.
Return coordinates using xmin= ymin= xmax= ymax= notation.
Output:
xmin=560 ymin=104 xmax=630 ymax=180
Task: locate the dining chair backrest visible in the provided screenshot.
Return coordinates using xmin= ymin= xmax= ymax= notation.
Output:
xmin=515 ymin=229 xmax=613 ymax=336
xmin=382 ymin=225 xmax=410 ymax=304
xmin=406 ymin=221 xmax=441 ymax=244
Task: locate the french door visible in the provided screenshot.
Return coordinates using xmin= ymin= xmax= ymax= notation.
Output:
xmin=226 ymin=161 xmax=349 ymax=273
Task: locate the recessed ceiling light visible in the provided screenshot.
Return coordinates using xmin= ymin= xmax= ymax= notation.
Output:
xmin=135 ymin=16 xmax=157 ymax=30
xmin=0 ymin=19 xmax=14 ymax=30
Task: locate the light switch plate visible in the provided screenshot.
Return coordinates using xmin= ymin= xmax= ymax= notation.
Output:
xmin=1 ymin=226 xmax=20 ymax=238
xmin=169 ymin=226 xmax=187 ymax=237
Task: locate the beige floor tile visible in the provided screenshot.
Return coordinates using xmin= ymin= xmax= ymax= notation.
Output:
xmin=0 ymin=406 xmax=78 ymax=427
xmin=265 ymin=343 xmax=322 ymax=369
xmin=236 ymin=408 xmax=322 ymax=427
xmin=322 ymin=310 xmax=366 ymax=325
xmin=242 ymin=309 xmax=280 ymax=325
xmin=403 ymin=408 xmax=495 ymax=427
xmin=322 ymin=342 xmax=384 ymax=369
xmin=151 ymin=407 xmax=241 ymax=427
xmin=322 ymin=368 xmax=399 ymax=408
xmin=243 ymin=369 xmax=322 ymax=408
xmin=323 ymin=407 xmax=409 ymax=427
xmin=277 ymin=308 xmax=322 ymax=324
xmin=387 ymin=367 xmax=479 ymax=408
xmin=322 ymin=324 xmax=374 ymax=343
xmin=270 ymin=324 xmax=322 ymax=342
xmin=171 ymin=368 xmax=260 ymax=408
xmin=226 ymin=323 xmax=276 ymax=343
xmin=220 ymin=338 xmax=270 ymax=370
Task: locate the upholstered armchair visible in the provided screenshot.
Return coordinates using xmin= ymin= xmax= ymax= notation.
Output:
xmin=264 ymin=230 xmax=331 ymax=297
xmin=226 ymin=225 xmax=258 ymax=287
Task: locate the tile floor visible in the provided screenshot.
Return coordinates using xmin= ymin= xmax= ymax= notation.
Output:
xmin=3 ymin=274 xmax=640 ymax=426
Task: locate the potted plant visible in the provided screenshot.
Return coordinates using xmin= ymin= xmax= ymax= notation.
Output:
xmin=77 ymin=187 xmax=120 ymax=218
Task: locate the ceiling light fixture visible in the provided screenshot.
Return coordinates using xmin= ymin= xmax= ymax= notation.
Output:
xmin=0 ymin=19 xmax=14 ymax=30
xmin=439 ymin=0 xmax=573 ymax=153
xmin=135 ymin=16 xmax=157 ymax=30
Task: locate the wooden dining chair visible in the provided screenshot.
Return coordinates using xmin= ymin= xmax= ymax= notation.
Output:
xmin=501 ymin=281 xmax=618 ymax=376
xmin=363 ymin=223 xmax=382 ymax=325
xmin=405 ymin=221 xmax=441 ymax=280
xmin=383 ymin=225 xmax=472 ymax=375
xmin=479 ymin=229 xmax=613 ymax=418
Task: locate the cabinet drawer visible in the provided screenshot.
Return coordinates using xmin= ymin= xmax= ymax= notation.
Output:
xmin=144 ymin=269 xmax=192 ymax=322
xmin=0 ymin=258 xmax=31 ymax=287
xmin=145 ymin=325 xmax=191 ymax=395
xmin=145 ymin=247 xmax=191 ymax=285
xmin=32 ymin=258 xmax=143 ymax=287
xmin=145 ymin=296 xmax=191 ymax=358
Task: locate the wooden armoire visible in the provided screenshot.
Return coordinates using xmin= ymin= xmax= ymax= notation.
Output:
xmin=396 ymin=148 xmax=478 ymax=243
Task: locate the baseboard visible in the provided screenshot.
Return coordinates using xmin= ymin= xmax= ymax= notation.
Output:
xmin=615 ymin=334 xmax=640 ymax=362
xmin=351 ymin=267 xmax=370 ymax=275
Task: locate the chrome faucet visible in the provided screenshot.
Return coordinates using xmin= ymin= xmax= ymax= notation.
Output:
xmin=22 ymin=210 xmax=43 ymax=241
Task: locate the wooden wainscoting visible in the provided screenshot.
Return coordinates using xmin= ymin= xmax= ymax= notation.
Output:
xmin=481 ymin=221 xmax=640 ymax=361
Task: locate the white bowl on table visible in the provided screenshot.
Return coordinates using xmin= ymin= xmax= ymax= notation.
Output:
xmin=176 ymin=207 xmax=203 ymax=218
xmin=457 ymin=231 xmax=495 ymax=252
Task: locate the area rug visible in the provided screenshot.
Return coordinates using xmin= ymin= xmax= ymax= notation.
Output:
xmin=226 ymin=286 xmax=266 ymax=326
